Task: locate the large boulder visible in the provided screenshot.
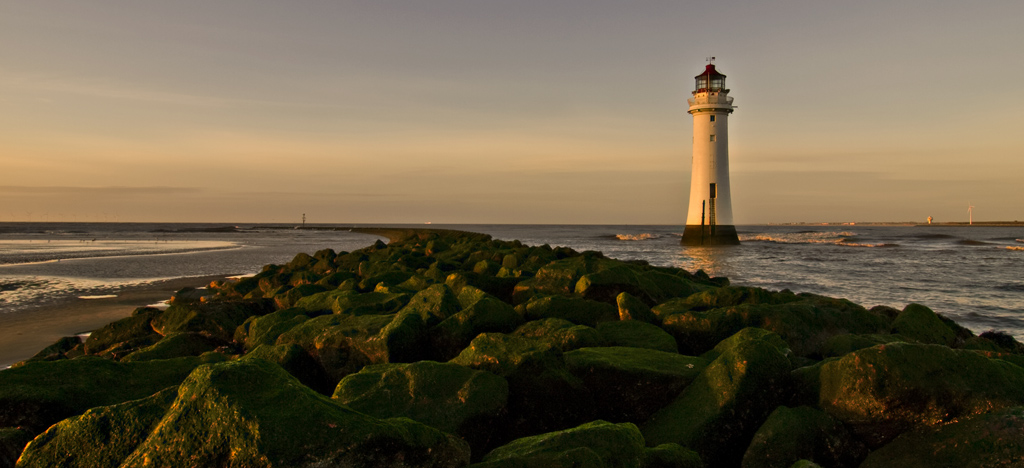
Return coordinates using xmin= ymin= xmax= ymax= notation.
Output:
xmin=659 ymin=295 xmax=890 ymax=356
xmin=451 ymin=333 xmax=595 ymax=440
xmin=521 ymin=295 xmax=618 ymax=328
xmin=818 ymin=342 xmax=1024 ymax=447
xmin=152 ymin=300 xmax=272 ymax=342
xmin=274 ymin=313 xmax=395 ymax=381
xmin=889 ymin=303 xmax=956 ymax=346
xmin=0 ymin=356 xmax=204 ymax=433
xmin=564 ymin=346 xmax=706 ymax=423
xmin=428 ymin=292 xmax=523 ymax=361
xmin=859 ymin=406 xmax=1024 ymax=468
xmin=333 ymin=361 xmax=509 ymax=454
xmin=741 ymin=405 xmax=867 ymax=468
xmin=642 ymin=328 xmax=794 ymax=468
xmin=235 ymin=308 xmax=310 ymax=351
xmin=326 ymin=290 xmax=410 ymax=316
xmin=473 ymin=420 xmax=645 ymax=468
xmin=15 ymin=387 xmax=178 ymax=468
xmin=511 ymin=318 xmax=602 ymax=352
xmin=121 ymin=332 xmax=225 ymax=362
xmin=242 ymin=343 xmax=334 ymax=395
xmin=27 ymin=359 xmax=471 ymax=467
xmin=575 ymin=266 xmax=709 ymax=306
xmin=597 ymin=320 xmax=678 ymax=353
xmin=83 ymin=307 xmax=162 ymax=356
xmin=616 ymin=292 xmax=659 ymax=324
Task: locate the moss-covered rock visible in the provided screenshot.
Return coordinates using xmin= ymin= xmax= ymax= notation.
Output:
xmin=429 ymin=293 xmax=523 ymax=361
xmin=0 ymin=356 xmax=203 ymax=433
xmin=858 ymin=406 xmax=1024 ymax=468
xmin=617 ymin=292 xmax=659 ymax=324
xmin=741 ymin=405 xmax=866 ymax=468
xmin=113 ymin=359 xmax=469 ymax=467
xmin=451 ymin=333 xmax=595 ymax=440
xmin=889 ymin=303 xmax=956 ymax=346
xmin=642 ymin=328 xmax=794 ymax=468
xmin=575 ymin=266 xmax=709 ymax=307
xmin=818 ymin=342 xmax=1024 ymax=447
xmin=307 ymin=290 xmax=409 ymax=316
xmin=23 ymin=336 xmax=82 ymax=363
xmin=333 ymin=361 xmax=508 ymax=453
xmin=512 ymin=318 xmax=602 ymax=352
xmin=643 ymin=443 xmax=705 ymax=468
xmin=564 ymin=347 xmax=706 ymax=423
xmin=84 ymin=307 xmax=162 ymax=356
xmin=242 ymin=343 xmax=334 ymax=395
xmin=236 ymin=307 xmax=310 ymax=350
xmin=820 ymin=333 xmax=905 ymax=358
xmin=397 ymin=283 xmax=461 ymax=325
xmin=522 ymin=295 xmax=618 ymax=328
xmin=152 ymin=300 xmax=272 ymax=342
xmin=121 ymin=332 xmax=225 ymax=362
xmin=659 ymin=295 xmax=890 ymax=356
xmin=15 ymin=387 xmax=178 ymax=468
xmin=274 ymin=313 xmax=398 ymax=381
xmin=474 ymin=420 xmax=645 ymax=468
xmin=597 ymin=320 xmax=678 ymax=353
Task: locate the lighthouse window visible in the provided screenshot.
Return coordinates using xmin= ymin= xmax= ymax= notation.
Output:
xmin=710 ymin=115 xmax=716 ymax=122
xmin=710 ymin=135 xmax=717 ymax=142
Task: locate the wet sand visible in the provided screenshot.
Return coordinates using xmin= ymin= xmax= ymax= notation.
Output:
xmin=0 ymin=275 xmax=232 ymax=367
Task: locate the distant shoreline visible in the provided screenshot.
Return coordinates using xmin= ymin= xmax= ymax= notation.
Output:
xmin=764 ymin=221 xmax=1024 ymax=227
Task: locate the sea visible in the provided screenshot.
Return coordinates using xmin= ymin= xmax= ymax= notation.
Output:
xmin=2 ymin=222 xmax=1023 ymax=339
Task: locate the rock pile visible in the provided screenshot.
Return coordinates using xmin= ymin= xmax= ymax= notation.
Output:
xmin=3 ymin=228 xmax=1024 ymax=467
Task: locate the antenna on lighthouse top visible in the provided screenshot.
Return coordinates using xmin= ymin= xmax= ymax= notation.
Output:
xmin=706 ymin=56 xmax=716 ymax=65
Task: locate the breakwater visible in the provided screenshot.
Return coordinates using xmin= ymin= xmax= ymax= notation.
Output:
xmin=2 ymin=228 xmax=1024 ymax=467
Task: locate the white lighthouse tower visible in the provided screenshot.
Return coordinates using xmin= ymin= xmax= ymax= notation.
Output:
xmin=681 ymin=60 xmax=740 ymax=245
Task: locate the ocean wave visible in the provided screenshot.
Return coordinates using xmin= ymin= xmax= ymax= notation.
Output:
xmin=959 ymin=239 xmax=993 ymax=246
xmin=741 ymin=231 xmax=896 ymax=247
xmin=614 ymin=233 xmax=660 ymax=241
xmin=1007 ymin=246 xmax=1024 ymax=251
xmin=1017 ymin=239 xmax=1024 ymax=243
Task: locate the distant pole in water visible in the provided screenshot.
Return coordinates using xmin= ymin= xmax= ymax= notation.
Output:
xmin=302 ymin=213 xmax=306 ymax=227
xmin=968 ymin=203 xmax=974 ymax=225
xmin=681 ymin=59 xmax=739 ymax=246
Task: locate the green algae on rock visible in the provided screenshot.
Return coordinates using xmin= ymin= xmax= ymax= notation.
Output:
xmin=564 ymin=346 xmax=706 ymax=423
xmin=642 ymin=328 xmax=794 ymax=468
xmin=473 ymin=420 xmax=645 ymax=468
xmin=818 ymin=342 xmax=1024 ymax=447
xmin=333 ymin=361 xmax=508 ymax=454
xmin=741 ymin=405 xmax=866 ymax=468
xmin=858 ymin=406 xmax=1024 ymax=468
xmin=120 ymin=359 xmax=468 ymax=468
xmin=16 ymin=387 xmax=178 ymax=468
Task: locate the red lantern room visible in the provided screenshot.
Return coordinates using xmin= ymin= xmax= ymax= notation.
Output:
xmin=694 ymin=64 xmax=727 ymax=93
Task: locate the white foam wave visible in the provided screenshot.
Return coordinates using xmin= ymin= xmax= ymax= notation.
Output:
xmin=615 ymin=233 xmax=659 ymax=241
xmin=741 ymin=231 xmax=893 ymax=247
xmin=79 ymin=295 xmax=118 ymax=299
xmin=1007 ymin=246 xmax=1024 ymax=251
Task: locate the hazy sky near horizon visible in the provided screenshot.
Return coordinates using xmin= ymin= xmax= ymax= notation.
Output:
xmin=2 ymin=1 xmax=1022 ymax=224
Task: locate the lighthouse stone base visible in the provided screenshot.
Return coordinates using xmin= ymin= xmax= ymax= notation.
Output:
xmin=680 ymin=225 xmax=740 ymax=246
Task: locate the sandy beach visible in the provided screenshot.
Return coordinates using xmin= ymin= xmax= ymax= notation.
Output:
xmin=0 ymin=274 xmax=231 ymax=368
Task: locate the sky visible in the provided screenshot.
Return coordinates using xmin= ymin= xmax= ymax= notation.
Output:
xmin=2 ymin=1 xmax=1022 ymax=225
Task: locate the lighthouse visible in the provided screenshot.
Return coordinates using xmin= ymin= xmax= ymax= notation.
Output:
xmin=681 ymin=60 xmax=740 ymax=245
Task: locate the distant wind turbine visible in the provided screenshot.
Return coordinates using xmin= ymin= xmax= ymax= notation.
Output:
xmin=968 ymin=202 xmax=974 ymax=225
